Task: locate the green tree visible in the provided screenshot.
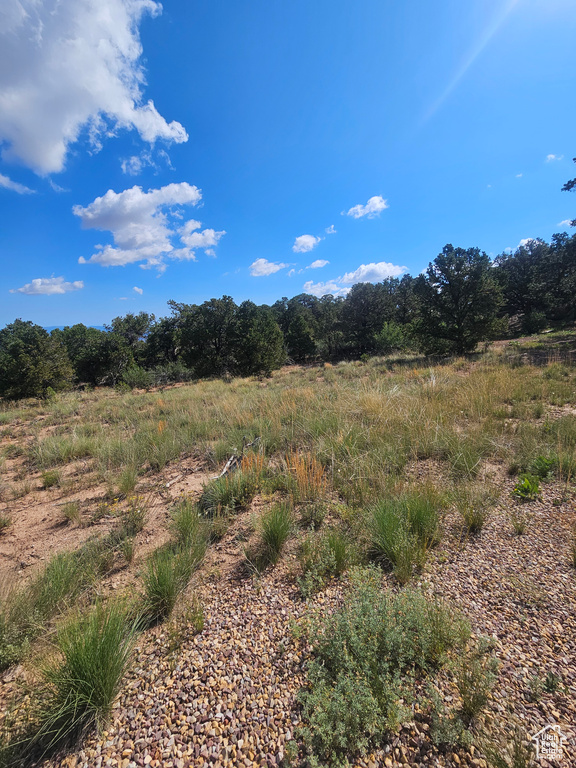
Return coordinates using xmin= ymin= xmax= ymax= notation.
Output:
xmin=106 ymin=312 xmax=155 ymax=365
xmin=286 ymin=313 xmax=317 ymax=362
xmin=542 ymin=232 xmax=576 ymax=323
xmin=316 ymin=295 xmax=345 ymax=359
xmin=342 ymin=282 xmax=396 ymax=355
xmin=235 ymin=301 xmax=285 ymax=376
xmin=177 ymin=296 xmax=238 ymax=377
xmin=0 ymin=320 xmax=73 ymax=400
xmin=415 ymin=245 xmax=502 ymax=354
xmin=52 ymin=324 xmax=108 ymax=384
xmin=493 ymin=239 xmax=549 ymax=333
xmin=145 ymin=315 xmax=182 ymax=367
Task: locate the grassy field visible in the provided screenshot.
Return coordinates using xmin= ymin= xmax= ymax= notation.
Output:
xmin=0 ymin=336 xmax=575 ymax=766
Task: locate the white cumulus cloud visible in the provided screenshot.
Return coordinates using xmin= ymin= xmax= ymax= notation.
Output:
xmin=518 ymin=238 xmax=536 ymax=248
xmin=303 ymin=280 xmax=348 ymax=298
xmin=178 ymin=220 xmax=226 ymax=255
xmin=547 ymin=154 xmax=563 ymax=162
xmin=307 ymin=260 xmax=329 ymax=269
xmin=0 ymin=0 xmax=188 ymax=175
xmin=293 ymin=234 xmax=321 ymax=253
xmin=10 ymin=276 xmax=84 ymax=295
xmin=74 ymin=183 xmax=224 ymax=270
xmin=341 ymin=261 xmax=406 ymax=284
xmin=0 ymin=173 xmax=34 ymax=194
xmin=325 ymin=224 xmax=336 ymax=235
xmin=344 ymin=195 xmax=389 ymax=219
xmin=303 ymin=260 xmax=406 ymax=298
xmin=249 ymin=258 xmax=289 ymax=277
xmin=133 ymin=286 xmax=143 ymax=294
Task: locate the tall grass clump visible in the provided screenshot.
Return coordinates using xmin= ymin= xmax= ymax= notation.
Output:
xmin=170 ymin=497 xmax=207 ymax=546
xmin=454 ymin=484 xmax=498 ymax=535
xmin=286 ymin=451 xmax=327 ymax=503
xmin=246 ymin=502 xmax=293 ymax=573
xmin=12 ymin=600 xmax=139 ymax=763
xmin=141 ymin=544 xmax=204 ymax=624
xmin=298 ymin=527 xmax=358 ymax=596
xmin=298 ymin=567 xmax=470 ymax=767
xmin=120 ymin=496 xmax=148 ymax=536
xmin=257 ymin=502 xmax=293 ymax=565
xmin=198 ymin=468 xmax=261 ymax=517
xmin=0 ymin=539 xmax=120 ymax=672
xmin=368 ymin=487 xmax=445 ymax=583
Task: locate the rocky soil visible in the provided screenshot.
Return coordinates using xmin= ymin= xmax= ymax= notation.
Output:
xmin=25 ymin=474 xmax=573 ymax=768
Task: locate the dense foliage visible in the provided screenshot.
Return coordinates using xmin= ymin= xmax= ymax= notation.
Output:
xmin=2 ymin=231 xmax=576 ymax=399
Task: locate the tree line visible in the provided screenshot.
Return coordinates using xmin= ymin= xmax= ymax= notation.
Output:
xmin=1 ymin=230 xmax=575 ymax=401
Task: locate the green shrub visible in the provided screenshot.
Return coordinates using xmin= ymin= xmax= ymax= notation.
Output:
xmin=41 ymin=470 xmax=61 ymax=489
xmin=529 ymin=455 xmax=556 ymax=481
xmin=121 ymin=365 xmax=153 ymax=390
xmin=298 ymin=567 xmax=469 ymax=767
xmin=512 ymin=474 xmax=541 ymax=502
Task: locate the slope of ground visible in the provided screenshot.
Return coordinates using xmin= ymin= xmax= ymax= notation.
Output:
xmin=0 ymin=345 xmax=575 ymax=767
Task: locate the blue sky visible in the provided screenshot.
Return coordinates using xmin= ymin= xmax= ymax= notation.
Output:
xmin=1 ymin=0 xmax=575 ymax=327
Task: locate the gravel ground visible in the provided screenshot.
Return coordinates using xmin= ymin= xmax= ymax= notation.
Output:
xmin=38 ymin=478 xmax=576 ymax=768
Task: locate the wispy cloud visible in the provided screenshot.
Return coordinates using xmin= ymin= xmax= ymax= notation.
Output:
xmin=0 ymin=174 xmax=34 ymax=194
xmin=133 ymin=286 xmax=143 ymax=295
xmin=325 ymin=224 xmax=336 ymax=235
xmin=249 ymin=258 xmax=289 ymax=277
xmin=344 ymin=195 xmax=388 ymax=219
xmin=303 ymin=260 xmax=406 ymax=297
xmin=10 ymin=277 xmax=84 ymax=295
xmin=0 ymin=0 xmax=187 ymax=175
xmin=121 ymin=149 xmax=173 ymax=176
xmin=74 ymin=183 xmax=224 ymax=270
xmin=515 ymin=173 xmax=523 ymax=178
xmin=293 ymin=234 xmax=321 ymax=253
xmin=308 ymin=260 xmax=329 ymax=269
xmin=547 ymin=154 xmax=564 ymax=162
xmin=558 ymin=220 xmax=573 ymax=228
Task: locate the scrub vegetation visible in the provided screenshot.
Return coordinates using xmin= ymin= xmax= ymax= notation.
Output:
xmin=0 ymin=331 xmax=575 ymax=765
